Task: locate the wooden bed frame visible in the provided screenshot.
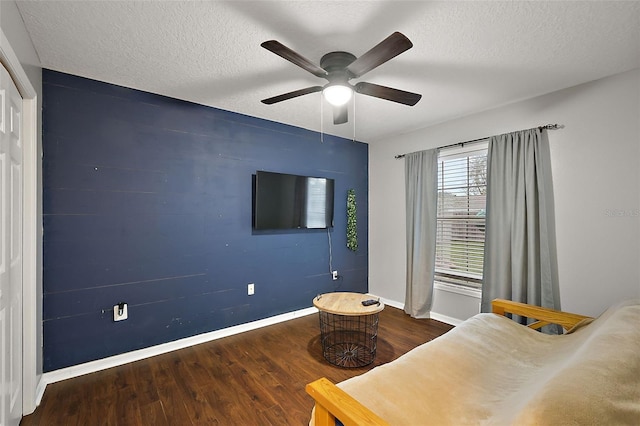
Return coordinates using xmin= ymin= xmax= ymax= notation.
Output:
xmin=305 ymin=299 xmax=592 ymax=426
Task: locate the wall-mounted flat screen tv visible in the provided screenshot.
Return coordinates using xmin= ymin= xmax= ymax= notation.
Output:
xmin=253 ymin=171 xmax=334 ymax=230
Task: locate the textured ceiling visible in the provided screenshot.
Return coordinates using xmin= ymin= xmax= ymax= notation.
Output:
xmin=16 ymin=0 xmax=640 ymax=142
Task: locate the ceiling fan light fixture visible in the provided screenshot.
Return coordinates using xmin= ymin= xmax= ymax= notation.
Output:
xmin=323 ymin=84 xmax=353 ymax=106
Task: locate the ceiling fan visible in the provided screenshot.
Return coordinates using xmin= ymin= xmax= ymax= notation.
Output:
xmin=260 ymin=32 xmax=422 ymax=125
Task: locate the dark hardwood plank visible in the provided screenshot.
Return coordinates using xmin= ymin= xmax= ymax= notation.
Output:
xmin=138 ymin=400 xmax=169 ymax=426
xmin=21 ymin=306 xmax=453 ymax=425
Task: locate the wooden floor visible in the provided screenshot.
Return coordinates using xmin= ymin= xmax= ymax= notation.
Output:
xmin=21 ymin=306 xmax=453 ymax=425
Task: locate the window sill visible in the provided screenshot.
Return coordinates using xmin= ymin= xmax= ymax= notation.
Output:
xmin=434 ymin=281 xmax=482 ymax=298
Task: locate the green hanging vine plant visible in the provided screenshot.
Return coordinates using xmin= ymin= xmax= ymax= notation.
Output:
xmin=347 ymin=189 xmax=358 ymax=251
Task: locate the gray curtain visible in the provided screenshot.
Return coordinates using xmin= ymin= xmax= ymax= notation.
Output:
xmin=481 ymin=129 xmax=561 ymax=330
xmin=404 ymin=149 xmax=438 ymax=318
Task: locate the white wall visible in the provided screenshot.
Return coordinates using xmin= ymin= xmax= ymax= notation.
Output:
xmin=369 ymin=69 xmax=640 ymax=319
xmin=1 ymin=1 xmax=40 ymax=87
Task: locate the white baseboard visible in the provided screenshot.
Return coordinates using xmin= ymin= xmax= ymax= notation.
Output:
xmin=34 ymin=376 xmax=47 ymax=407
xmin=377 ymin=296 xmax=404 ymax=310
xmin=38 ymin=306 xmax=318 ymax=403
xmin=429 ymin=312 xmax=465 ymax=326
xmin=372 ymin=293 xmax=465 ymax=326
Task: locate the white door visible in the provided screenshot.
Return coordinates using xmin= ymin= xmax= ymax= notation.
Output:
xmin=0 ymin=63 xmax=23 ymax=426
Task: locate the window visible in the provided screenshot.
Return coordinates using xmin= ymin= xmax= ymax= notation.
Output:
xmin=435 ymin=143 xmax=488 ymax=289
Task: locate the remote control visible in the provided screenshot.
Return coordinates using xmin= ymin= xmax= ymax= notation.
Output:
xmin=361 ymin=299 xmax=379 ymax=306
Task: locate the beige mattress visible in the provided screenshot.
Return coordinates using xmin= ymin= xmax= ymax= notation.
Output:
xmin=325 ymin=300 xmax=640 ymax=425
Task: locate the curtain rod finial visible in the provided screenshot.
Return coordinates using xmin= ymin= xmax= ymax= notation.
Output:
xmin=540 ymin=123 xmax=564 ymax=131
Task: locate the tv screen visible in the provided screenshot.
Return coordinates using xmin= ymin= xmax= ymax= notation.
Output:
xmin=253 ymin=171 xmax=334 ymax=230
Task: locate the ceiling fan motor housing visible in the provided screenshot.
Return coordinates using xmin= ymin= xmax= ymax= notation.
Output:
xmin=320 ymin=51 xmax=357 ymax=83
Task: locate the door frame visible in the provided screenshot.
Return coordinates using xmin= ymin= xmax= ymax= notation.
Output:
xmin=0 ymin=29 xmax=40 ymax=415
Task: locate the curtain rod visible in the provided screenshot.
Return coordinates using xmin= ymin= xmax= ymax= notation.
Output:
xmin=394 ymin=123 xmax=563 ymax=159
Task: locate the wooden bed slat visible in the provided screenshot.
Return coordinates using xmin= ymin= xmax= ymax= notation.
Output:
xmin=527 ymin=320 xmax=551 ymax=330
xmin=491 ymin=299 xmax=592 ymax=331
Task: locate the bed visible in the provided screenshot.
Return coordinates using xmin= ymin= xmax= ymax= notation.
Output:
xmin=306 ymin=298 xmax=640 ymax=425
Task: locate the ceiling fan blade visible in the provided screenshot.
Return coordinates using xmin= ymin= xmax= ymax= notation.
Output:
xmin=355 ymin=82 xmax=421 ymax=106
xmin=346 ymin=32 xmax=413 ymax=78
xmin=333 ymin=104 xmax=348 ymax=125
xmin=261 ymin=40 xmax=328 ymax=78
xmin=261 ymin=86 xmax=323 ymax=105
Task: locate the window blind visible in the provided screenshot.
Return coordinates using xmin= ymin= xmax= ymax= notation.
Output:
xmin=435 ymin=144 xmax=488 ymax=289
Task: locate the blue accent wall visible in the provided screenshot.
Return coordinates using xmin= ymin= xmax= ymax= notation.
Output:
xmin=42 ymin=70 xmax=368 ymax=372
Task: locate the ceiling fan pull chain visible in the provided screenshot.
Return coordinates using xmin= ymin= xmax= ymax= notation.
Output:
xmin=353 ymin=95 xmax=356 ymax=143
xmin=320 ymin=94 xmax=324 ymax=143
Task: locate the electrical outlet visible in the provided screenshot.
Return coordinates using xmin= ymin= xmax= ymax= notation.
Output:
xmin=113 ymin=303 xmax=128 ymax=321
xmin=248 ymin=283 xmax=255 ymax=295
xmin=332 ymin=271 xmax=338 ymax=281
